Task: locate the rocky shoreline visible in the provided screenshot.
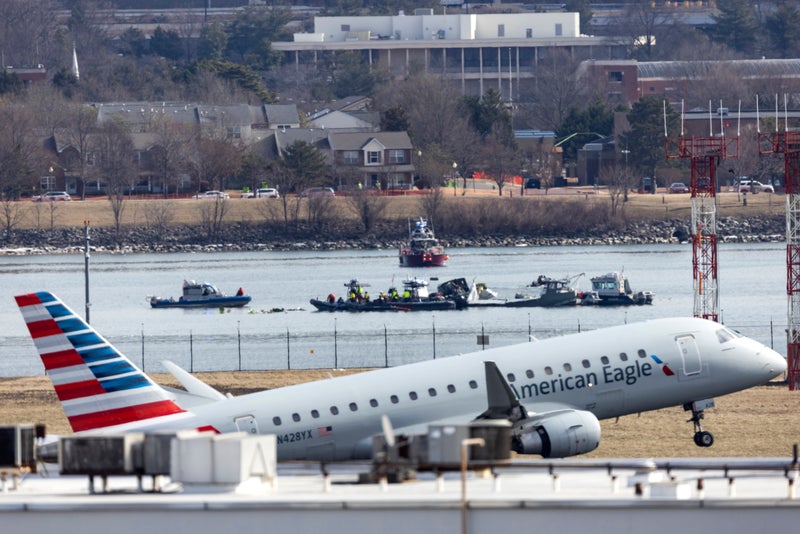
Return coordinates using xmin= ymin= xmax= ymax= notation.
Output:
xmin=0 ymin=215 xmax=785 ymax=255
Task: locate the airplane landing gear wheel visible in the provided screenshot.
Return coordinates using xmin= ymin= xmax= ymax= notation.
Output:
xmin=685 ymin=401 xmax=715 ymax=448
xmin=693 ymin=431 xmax=714 ymax=447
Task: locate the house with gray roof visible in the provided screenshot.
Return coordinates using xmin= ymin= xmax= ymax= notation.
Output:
xmin=327 ymin=131 xmax=415 ymax=190
xmin=307 ymin=110 xmax=378 ymax=132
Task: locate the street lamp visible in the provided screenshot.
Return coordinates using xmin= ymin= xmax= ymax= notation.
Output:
xmin=621 ymin=149 xmax=630 ymax=201
xmin=452 ymin=161 xmax=458 ymax=196
xmin=416 ymin=150 xmax=423 ymax=190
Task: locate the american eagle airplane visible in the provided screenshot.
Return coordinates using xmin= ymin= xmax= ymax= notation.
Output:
xmin=16 ymin=291 xmax=786 ymax=460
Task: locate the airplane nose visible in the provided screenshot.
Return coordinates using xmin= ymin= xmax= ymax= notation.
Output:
xmin=762 ymin=348 xmax=787 ymax=377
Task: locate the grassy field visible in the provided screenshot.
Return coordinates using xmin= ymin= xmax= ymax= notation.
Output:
xmin=8 ymin=187 xmax=785 ymax=231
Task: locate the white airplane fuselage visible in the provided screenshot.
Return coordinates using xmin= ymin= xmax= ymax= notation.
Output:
xmin=119 ymin=317 xmax=784 ymax=460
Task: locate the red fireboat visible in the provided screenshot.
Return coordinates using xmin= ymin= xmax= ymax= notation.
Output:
xmin=398 ymin=218 xmax=448 ymax=267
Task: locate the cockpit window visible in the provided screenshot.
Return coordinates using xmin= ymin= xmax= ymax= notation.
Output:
xmin=716 ymin=327 xmax=738 ymax=344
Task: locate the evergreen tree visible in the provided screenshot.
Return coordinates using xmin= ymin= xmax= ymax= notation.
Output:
xmin=711 ymin=0 xmax=760 ymax=56
xmin=282 ymin=140 xmax=327 ymax=188
xmin=621 ymin=96 xmax=679 ymax=181
xmin=381 ymin=106 xmax=410 ymax=132
xmin=150 ymin=27 xmax=183 ymax=61
xmin=556 ymin=99 xmax=615 ymax=165
xmin=197 ymin=23 xmax=228 ymax=62
xmin=465 ymin=88 xmax=513 ymax=145
xmin=565 ymin=0 xmax=592 ymax=31
xmin=0 ymin=70 xmax=22 ymax=96
xmin=765 ymin=3 xmax=800 ymax=59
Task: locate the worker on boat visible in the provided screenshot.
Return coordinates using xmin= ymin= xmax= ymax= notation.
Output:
xmin=327 ymin=293 xmax=336 ymax=304
xmin=236 ymin=287 xmax=245 ymax=296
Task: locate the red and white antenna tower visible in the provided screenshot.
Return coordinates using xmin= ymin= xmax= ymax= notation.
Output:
xmin=757 ymin=94 xmax=800 ymax=390
xmin=665 ymin=100 xmax=740 ymax=322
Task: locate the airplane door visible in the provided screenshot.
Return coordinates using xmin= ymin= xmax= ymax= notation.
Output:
xmin=234 ymin=415 xmax=259 ymax=434
xmin=676 ymin=335 xmax=702 ymax=377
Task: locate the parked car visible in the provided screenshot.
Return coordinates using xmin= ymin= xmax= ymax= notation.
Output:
xmin=255 ymin=188 xmax=280 ymax=198
xmin=668 ymin=182 xmax=690 ymax=194
xmin=300 ymin=187 xmax=335 ymax=198
xmin=192 ymin=190 xmax=230 ymax=199
xmin=32 ymin=191 xmax=71 ymax=202
xmin=738 ymin=180 xmax=774 ymax=194
xmin=524 ymin=177 xmax=541 ymax=189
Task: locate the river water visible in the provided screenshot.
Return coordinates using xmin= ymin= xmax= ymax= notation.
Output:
xmin=0 ymin=242 xmax=788 ymax=377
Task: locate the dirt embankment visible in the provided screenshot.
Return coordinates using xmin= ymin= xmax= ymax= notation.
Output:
xmin=1 ymin=191 xmax=786 ymax=253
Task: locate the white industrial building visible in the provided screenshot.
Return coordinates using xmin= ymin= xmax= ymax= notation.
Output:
xmin=273 ymin=11 xmax=627 ymax=98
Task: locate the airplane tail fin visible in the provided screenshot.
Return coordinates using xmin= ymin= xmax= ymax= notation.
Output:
xmin=15 ymin=292 xmax=187 ymax=433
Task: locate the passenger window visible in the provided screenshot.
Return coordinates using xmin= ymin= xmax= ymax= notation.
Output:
xmin=601 ymin=356 xmax=609 ymax=365
xmin=370 ymin=399 xmax=379 ymax=407
xmin=526 ymin=369 xmax=534 ymax=378
xmin=582 ymin=359 xmax=591 ymax=368
xmin=390 ymin=395 xmax=399 ymax=404
xmin=544 ymin=366 xmax=553 ymax=375
xmin=507 ymin=373 xmax=516 ymax=382
xmin=292 ymin=413 xmax=300 ymax=422
xmin=349 ymin=402 xmax=358 ymax=412
xmin=409 ymin=391 xmax=418 ymax=400
xmin=330 ymin=406 xmax=339 ymax=415
xmin=469 ymin=380 xmax=478 ymax=389
xmin=619 ymin=352 xmax=628 ymax=362
xmin=447 ymin=384 xmax=456 ymax=393
xmin=272 ymin=416 xmax=281 ymax=426
xmin=563 ymin=363 xmax=572 ymax=372
xmin=428 ymin=388 xmax=437 ymax=397
xmin=311 ymin=409 xmax=320 ymax=418
xmin=638 ymin=349 xmax=647 ymax=359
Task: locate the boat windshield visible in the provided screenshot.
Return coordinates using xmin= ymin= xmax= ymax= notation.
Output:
xmin=202 ymin=283 xmax=220 ymax=296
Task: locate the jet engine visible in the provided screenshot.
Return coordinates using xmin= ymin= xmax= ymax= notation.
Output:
xmin=511 ymin=410 xmax=601 ymax=458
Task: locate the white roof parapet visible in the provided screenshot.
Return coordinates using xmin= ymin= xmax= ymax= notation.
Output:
xmin=297 ymin=12 xmax=580 ymax=43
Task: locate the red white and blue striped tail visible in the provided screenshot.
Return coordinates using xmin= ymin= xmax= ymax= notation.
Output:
xmin=15 ymin=292 xmax=188 ymax=433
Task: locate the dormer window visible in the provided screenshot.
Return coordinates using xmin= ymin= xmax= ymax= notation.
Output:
xmin=366 ymin=150 xmax=382 ymax=165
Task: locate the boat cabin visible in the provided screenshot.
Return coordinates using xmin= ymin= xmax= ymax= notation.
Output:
xmin=182 ymin=280 xmax=221 ymax=300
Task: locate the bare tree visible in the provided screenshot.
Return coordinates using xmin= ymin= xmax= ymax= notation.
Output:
xmin=518 ymin=50 xmax=589 ymax=131
xmin=91 ymin=119 xmax=136 ymax=244
xmin=143 ymin=201 xmax=175 ymax=236
xmin=199 ymin=197 xmax=231 ymax=240
xmin=306 ymin=196 xmax=335 ymax=230
xmin=46 ymin=202 xmax=60 ymax=231
xmin=376 ymin=73 xmax=478 ymax=169
xmin=0 ymin=198 xmax=23 ymax=238
xmin=418 ymin=185 xmax=446 ymax=231
xmin=0 ymin=0 xmax=62 ymax=69
xmin=479 ymin=133 xmax=522 ymax=197
xmin=270 ymin=160 xmax=304 ymax=226
xmin=186 ymin=137 xmax=242 ymax=193
xmin=61 ymin=103 xmax=99 ymax=200
xmin=151 ymin=115 xmax=193 ymax=197
xmin=0 ymin=101 xmax=43 ymax=199
xmin=347 ymin=189 xmax=389 ymax=235
xmin=600 ymin=163 xmax=634 ymax=218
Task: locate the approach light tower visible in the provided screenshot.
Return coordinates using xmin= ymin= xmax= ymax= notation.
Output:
xmin=665 ymin=101 xmax=739 ymax=322
xmin=757 ymin=95 xmax=800 ymax=390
